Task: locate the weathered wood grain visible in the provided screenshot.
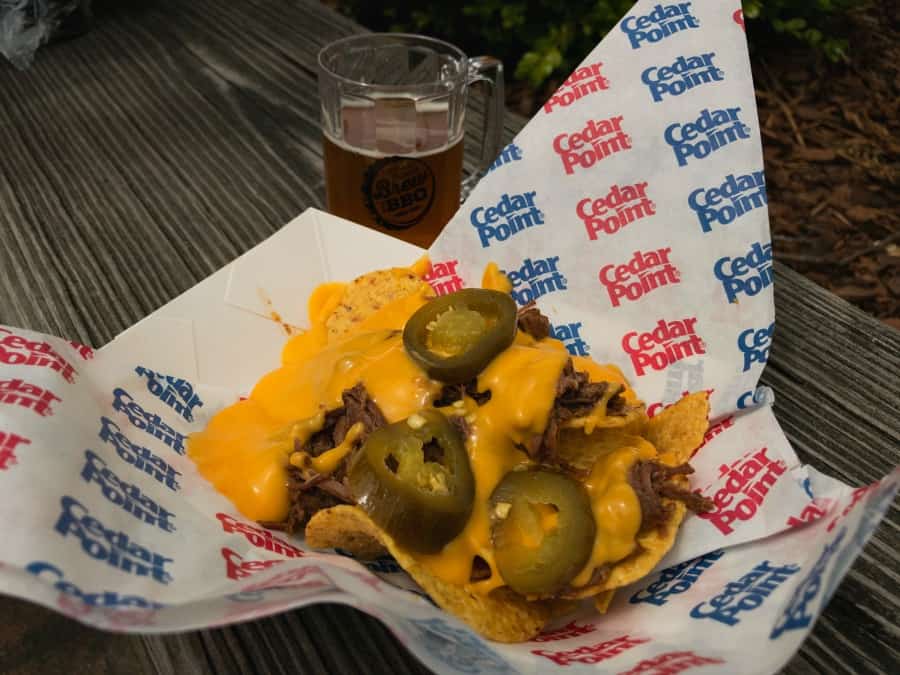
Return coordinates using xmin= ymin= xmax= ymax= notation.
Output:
xmin=0 ymin=1 xmax=896 ymax=674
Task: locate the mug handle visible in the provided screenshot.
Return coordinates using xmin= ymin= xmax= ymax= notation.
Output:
xmin=462 ymin=56 xmax=505 ymax=200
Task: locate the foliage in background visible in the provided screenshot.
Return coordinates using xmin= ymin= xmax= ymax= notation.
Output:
xmin=335 ymin=0 xmax=866 ymax=90
xmin=743 ymin=0 xmax=861 ymax=62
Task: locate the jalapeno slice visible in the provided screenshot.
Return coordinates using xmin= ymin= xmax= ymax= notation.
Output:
xmin=347 ymin=409 xmax=475 ymax=553
xmin=403 ymin=288 xmax=517 ymax=384
xmin=489 ymin=469 xmax=596 ymax=596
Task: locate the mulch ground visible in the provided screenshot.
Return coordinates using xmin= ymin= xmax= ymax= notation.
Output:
xmin=750 ymin=4 xmax=899 ymax=329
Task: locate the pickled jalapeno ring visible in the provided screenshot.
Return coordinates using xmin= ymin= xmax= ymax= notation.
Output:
xmin=403 ymin=289 xmax=517 ymax=384
xmin=347 ymin=409 xmax=475 ymax=553
xmin=489 ymin=469 xmax=596 ymax=596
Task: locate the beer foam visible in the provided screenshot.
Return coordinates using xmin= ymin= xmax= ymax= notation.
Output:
xmin=323 ymin=131 xmax=464 ymax=159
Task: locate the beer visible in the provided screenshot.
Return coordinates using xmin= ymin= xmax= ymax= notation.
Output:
xmin=323 ymin=103 xmax=464 ymax=248
xmin=318 ymin=34 xmax=504 ymax=246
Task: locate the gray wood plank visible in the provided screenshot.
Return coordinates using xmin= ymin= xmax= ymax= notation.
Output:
xmin=0 ymin=1 xmax=896 ymax=674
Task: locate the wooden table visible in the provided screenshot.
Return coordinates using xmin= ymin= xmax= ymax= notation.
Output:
xmin=0 ymin=1 xmax=897 ymax=673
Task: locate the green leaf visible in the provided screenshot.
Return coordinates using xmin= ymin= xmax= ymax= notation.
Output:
xmin=742 ymin=1 xmax=762 ymax=19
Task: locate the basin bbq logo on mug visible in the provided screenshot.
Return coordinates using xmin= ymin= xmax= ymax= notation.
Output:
xmin=362 ymin=156 xmax=436 ymax=231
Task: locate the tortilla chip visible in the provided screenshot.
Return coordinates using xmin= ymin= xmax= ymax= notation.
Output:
xmin=304 ymin=503 xmax=389 ymax=559
xmin=325 ymin=268 xmax=430 ymax=338
xmin=600 ymin=499 xmax=688 ymax=591
xmin=563 ymin=404 xmax=647 ymax=435
xmin=556 ymin=429 xmax=648 ymax=474
xmin=594 ymin=590 xmax=615 ymax=614
xmin=642 ymin=392 xmax=710 ymax=465
xmin=554 ymin=496 xmax=678 ymax=598
xmin=308 ymin=269 xmax=704 ymax=637
xmin=306 ymin=505 xmax=556 ymax=642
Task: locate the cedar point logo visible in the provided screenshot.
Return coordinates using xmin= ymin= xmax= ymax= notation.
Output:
xmin=621 ymin=3 xmax=700 ymax=49
xmin=665 ymin=108 xmax=751 ymax=167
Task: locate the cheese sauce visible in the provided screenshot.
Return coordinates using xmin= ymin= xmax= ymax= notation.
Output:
xmin=188 ymin=266 xmax=644 ymax=595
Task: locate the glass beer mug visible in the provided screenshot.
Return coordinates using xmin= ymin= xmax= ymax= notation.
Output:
xmin=318 ymin=34 xmax=504 ymax=248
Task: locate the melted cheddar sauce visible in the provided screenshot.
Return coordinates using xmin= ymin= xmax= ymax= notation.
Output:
xmin=188 ymin=266 xmax=646 ymax=595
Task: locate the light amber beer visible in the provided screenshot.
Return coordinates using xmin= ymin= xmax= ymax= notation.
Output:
xmin=324 ymin=105 xmax=464 ymax=248
xmin=318 ymin=34 xmax=504 ymax=246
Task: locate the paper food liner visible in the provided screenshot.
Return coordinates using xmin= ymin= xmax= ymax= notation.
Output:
xmin=0 ymin=2 xmax=896 ymax=673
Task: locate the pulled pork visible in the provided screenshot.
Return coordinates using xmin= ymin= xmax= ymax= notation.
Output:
xmin=517 ymin=302 xmax=551 ymax=340
xmin=265 ymin=383 xmax=386 ymax=534
xmin=628 ymin=461 xmax=714 ymax=532
xmin=300 ymin=383 xmax=387 ymax=461
xmin=527 ymin=359 xmax=626 ymax=462
xmin=433 ymin=379 xmax=492 ymax=407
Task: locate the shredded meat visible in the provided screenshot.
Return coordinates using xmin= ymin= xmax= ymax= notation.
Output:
xmin=516 ymin=302 xmax=551 ymax=340
xmin=274 ymin=468 xmax=345 ymax=534
xmin=300 ymin=383 xmax=387 ymax=459
xmin=264 ymin=383 xmax=386 ymax=534
xmin=433 ymin=379 xmax=491 ymax=407
xmin=607 ymin=391 xmax=628 ymax=415
xmin=527 ymin=359 xmax=618 ymax=462
xmin=628 ymin=461 xmax=714 ymax=532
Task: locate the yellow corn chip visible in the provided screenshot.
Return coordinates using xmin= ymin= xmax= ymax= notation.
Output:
xmin=306 ymin=505 xmax=557 ymax=642
xmin=594 ymin=590 xmax=615 ymax=614
xmin=302 ymin=267 xmax=706 ymax=640
xmin=556 ymin=429 xmax=647 ymax=473
xmin=642 ymin=392 xmax=710 ymax=465
xmin=325 ymin=268 xmax=431 ymax=339
xmin=599 ymin=500 xmax=687 ymax=591
xmin=304 ymin=502 xmax=389 ymax=560
xmin=563 ymin=403 xmax=647 ymax=434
